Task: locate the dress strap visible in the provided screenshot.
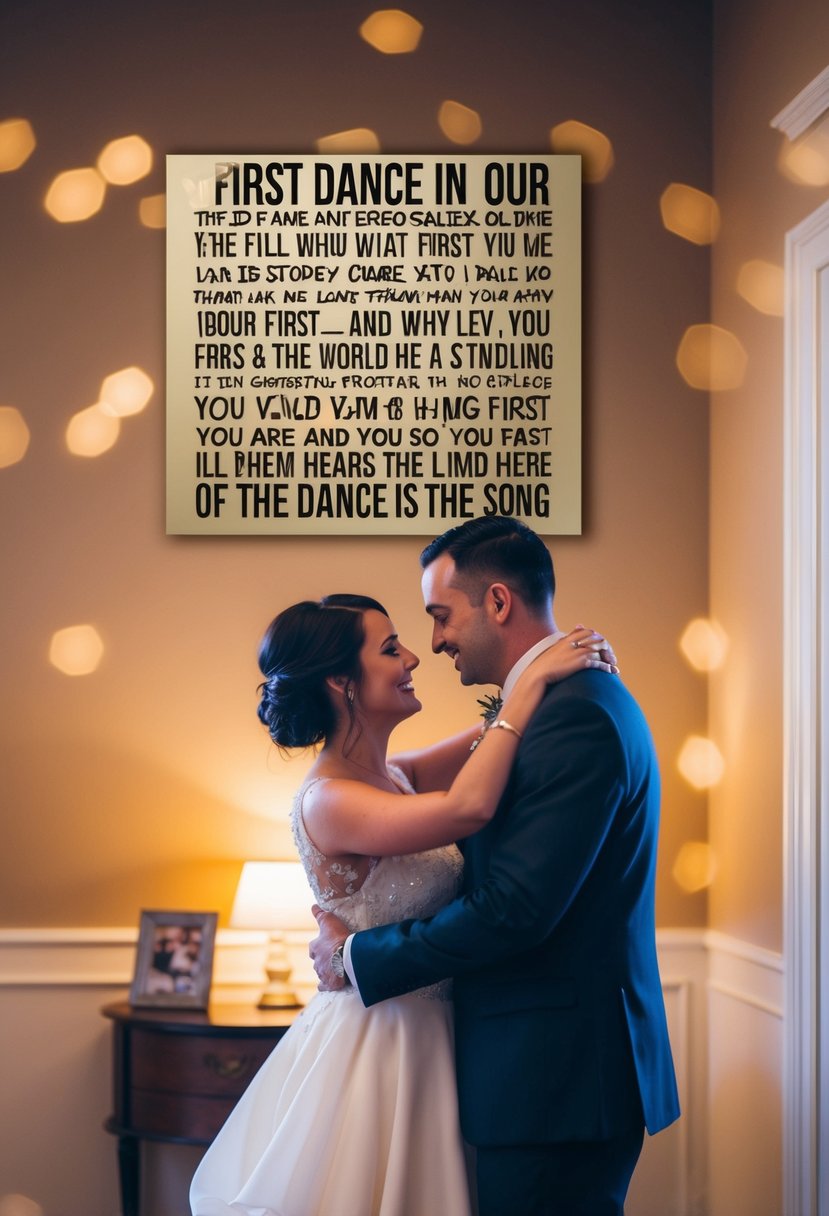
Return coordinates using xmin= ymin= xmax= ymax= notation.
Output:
xmin=292 ymin=777 xmax=329 ymax=861
xmin=291 ymin=777 xmax=376 ymax=903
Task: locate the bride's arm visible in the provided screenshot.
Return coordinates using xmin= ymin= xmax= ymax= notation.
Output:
xmin=302 ymin=627 xmax=613 ymax=858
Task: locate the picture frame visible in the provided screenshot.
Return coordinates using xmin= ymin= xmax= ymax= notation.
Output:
xmin=129 ymin=909 xmax=218 ymax=1009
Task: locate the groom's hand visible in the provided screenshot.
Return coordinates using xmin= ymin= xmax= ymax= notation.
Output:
xmin=310 ymin=904 xmax=350 ymax=991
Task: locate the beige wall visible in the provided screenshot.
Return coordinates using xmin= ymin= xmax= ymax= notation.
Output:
xmin=7 ymin=3 xmax=827 ymax=1214
xmin=0 ymin=0 xmax=713 ymax=930
xmin=710 ymin=0 xmax=829 ymax=953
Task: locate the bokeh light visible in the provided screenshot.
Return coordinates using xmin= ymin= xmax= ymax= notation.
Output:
xmin=672 ymin=841 xmax=718 ymax=893
xmin=679 ymin=618 xmax=730 ymax=672
xmin=315 ymin=128 xmax=381 ymax=154
xmin=44 ymin=167 xmax=106 ymax=222
xmin=49 ymin=625 xmax=104 ymax=677
xmin=65 ymin=404 xmax=121 ymax=457
xmin=0 ymin=407 xmax=31 ymax=468
xmin=97 ymin=134 xmax=153 ymax=185
xmin=99 ymin=366 xmax=154 ymax=417
xmin=678 ymin=735 xmax=725 ymax=790
xmin=778 ymin=129 xmax=829 ymax=186
xmin=736 ymin=259 xmax=784 ymax=316
xmin=0 ymin=1196 xmax=45 ymax=1216
xmin=0 ymin=118 xmax=36 ymax=172
xmin=549 ymin=120 xmax=614 ymax=183
xmin=660 ymin=183 xmax=720 ymax=245
xmin=438 ymin=100 xmax=483 ymax=145
xmin=359 ymin=9 xmax=423 ymax=53
xmin=676 ymin=323 xmax=747 ymax=391
xmin=139 ymin=193 xmax=166 ymax=228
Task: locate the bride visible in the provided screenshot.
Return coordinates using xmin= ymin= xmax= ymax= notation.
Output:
xmin=190 ymin=593 xmax=614 ymax=1216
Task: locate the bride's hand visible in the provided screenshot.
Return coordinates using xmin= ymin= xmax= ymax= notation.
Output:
xmin=528 ymin=626 xmax=619 ymax=686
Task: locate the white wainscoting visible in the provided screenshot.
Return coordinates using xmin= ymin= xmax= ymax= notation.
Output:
xmin=705 ymin=931 xmax=784 ymax=1216
xmin=0 ymin=927 xmax=781 ymax=1216
xmin=627 ymin=930 xmax=709 ymax=1216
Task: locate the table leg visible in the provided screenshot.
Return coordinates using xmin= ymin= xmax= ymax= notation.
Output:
xmin=117 ymin=1134 xmax=140 ymax=1216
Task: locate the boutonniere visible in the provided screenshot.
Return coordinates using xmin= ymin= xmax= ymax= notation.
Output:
xmin=477 ymin=692 xmax=503 ymax=724
xmin=470 ymin=692 xmax=504 ymax=750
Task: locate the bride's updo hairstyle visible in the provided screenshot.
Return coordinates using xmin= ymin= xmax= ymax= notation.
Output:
xmin=257 ymin=594 xmax=388 ymax=749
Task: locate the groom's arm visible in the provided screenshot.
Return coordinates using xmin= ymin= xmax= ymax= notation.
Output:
xmin=351 ymin=682 xmax=634 ymax=1006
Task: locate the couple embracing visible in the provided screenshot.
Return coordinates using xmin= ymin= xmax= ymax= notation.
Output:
xmin=191 ymin=515 xmax=680 ymax=1216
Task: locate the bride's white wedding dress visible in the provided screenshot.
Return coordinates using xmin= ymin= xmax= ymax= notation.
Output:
xmin=190 ymin=770 xmax=472 ymax=1216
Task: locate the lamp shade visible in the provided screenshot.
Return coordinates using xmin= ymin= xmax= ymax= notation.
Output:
xmin=230 ymin=861 xmax=316 ymax=931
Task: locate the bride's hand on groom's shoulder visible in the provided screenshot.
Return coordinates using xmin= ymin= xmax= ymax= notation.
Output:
xmin=542 ymin=626 xmax=620 ymax=684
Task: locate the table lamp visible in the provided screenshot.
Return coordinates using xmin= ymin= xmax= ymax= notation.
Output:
xmin=230 ymin=861 xmax=316 ymax=1008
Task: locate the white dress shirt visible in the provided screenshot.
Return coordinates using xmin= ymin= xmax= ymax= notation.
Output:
xmin=499 ymin=631 xmax=564 ymax=700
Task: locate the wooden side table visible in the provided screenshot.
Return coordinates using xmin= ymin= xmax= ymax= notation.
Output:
xmin=102 ymin=1000 xmax=297 ymax=1216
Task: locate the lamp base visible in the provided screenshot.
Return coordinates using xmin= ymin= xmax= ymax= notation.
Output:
xmin=252 ymin=932 xmax=304 ymax=1009
xmin=256 ymin=983 xmax=302 ymax=1010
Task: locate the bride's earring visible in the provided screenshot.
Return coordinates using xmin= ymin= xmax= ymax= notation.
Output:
xmin=346 ymin=685 xmax=355 ymax=703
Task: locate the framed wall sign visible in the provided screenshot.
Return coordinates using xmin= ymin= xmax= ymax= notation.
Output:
xmin=166 ymin=154 xmax=581 ymax=535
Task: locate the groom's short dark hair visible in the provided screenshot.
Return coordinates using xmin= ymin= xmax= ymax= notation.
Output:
xmin=420 ymin=516 xmax=555 ymax=612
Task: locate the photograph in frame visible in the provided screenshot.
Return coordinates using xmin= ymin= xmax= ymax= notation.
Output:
xmin=129 ymin=909 xmax=218 ymax=1009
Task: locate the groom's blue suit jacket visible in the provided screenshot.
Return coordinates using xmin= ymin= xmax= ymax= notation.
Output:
xmin=351 ymin=670 xmax=681 ymax=1146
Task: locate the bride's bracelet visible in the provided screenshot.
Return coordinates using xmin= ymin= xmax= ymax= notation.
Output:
xmin=489 ymin=719 xmax=523 ymax=740
xmin=470 ymin=717 xmax=523 ymax=751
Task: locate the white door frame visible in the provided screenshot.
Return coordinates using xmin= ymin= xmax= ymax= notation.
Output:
xmin=783 ymin=195 xmax=829 ymax=1216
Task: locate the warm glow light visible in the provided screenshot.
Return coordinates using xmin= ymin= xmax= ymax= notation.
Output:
xmin=139 ymin=193 xmax=166 ymax=228
xmin=660 ymin=183 xmax=720 ymax=245
xmin=0 ymin=118 xmax=36 ymax=172
xmin=231 ymin=861 xmax=316 ymax=1008
xmin=0 ymin=407 xmax=31 ymax=468
xmin=736 ymin=259 xmax=784 ymax=316
xmin=315 ymin=128 xmax=381 ymax=154
xmin=231 ymin=861 xmax=316 ymax=930
xmin=676 ymin=323 xmax=747 ymax=391
xmin=549 ymin=120 xmax=614 ymax=183
xmin=679 ymin=618 xmax=730 ymax=672
xmin=438 ymin=100 xmax=482 ymax=145
xmin=678 ymin=736 xmax=725 ymax=790
xmin=778 ymin=129 xmax=829 ymax=186
xmin=672 ymin=841 xmax=718 ymax=893
xmin=49 ymin=624 xmax=105 ymax=677
xmin=359 ymin=9 xmax=423 ymax=53
xmin=65 ymin=404 xmax=121 ymax=457
xmin=99 ymin=366 xmax=154 ymax=417
xmin=44 ymin=167 xmax=106 ymax=222
xmin=97 ymin=134 xmax=153 ymax=185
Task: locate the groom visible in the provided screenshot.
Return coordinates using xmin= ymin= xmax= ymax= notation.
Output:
xmin=311 ymin=515 xmax=680 ymax=1215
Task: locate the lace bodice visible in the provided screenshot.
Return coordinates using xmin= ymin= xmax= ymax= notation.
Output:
xmin=290 ymin=765 xmax=463 ymax=938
